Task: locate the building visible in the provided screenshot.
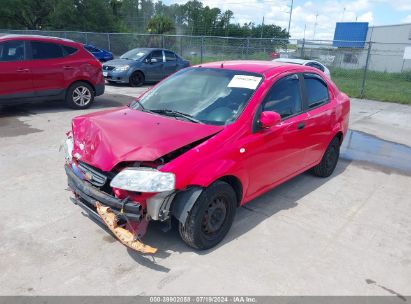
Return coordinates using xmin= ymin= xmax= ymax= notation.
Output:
xmin=365 ymin=23 xmax=411 ymax=72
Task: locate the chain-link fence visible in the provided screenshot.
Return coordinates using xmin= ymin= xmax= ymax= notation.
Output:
xmin=2 ymin=29 xmax=411 ymax=103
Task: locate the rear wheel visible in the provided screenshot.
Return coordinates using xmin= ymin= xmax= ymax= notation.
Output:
xmin=179 ymin=181 xmax=237 ymax=250
xmin=312 ymin=137 xmax=340 ymax=177
xmin=65 ymin=82 xmax=94 ymax=109
xmin=129 ymin=71 xmax=144 ymax=87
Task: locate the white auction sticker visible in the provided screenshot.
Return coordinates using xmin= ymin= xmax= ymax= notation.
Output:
xmin=228 ymin=75 xmax=262 ymax=90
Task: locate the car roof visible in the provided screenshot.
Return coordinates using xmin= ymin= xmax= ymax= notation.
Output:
xmin=129 ymin=47 xmax=171 ymax=52
xmin=196 ymin=60 xmax=308 ymax=77
xmin=0 ymin=34 xmax=77 ymax=44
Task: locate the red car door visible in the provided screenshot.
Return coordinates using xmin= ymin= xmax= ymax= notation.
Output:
xmin=300 ymin=73 xmax=335 ymax=167
xmin=0 ymin=40 xmax=34 ymax=99
xmin=28 ymin=41 xmax=67 ymax=97
xmin=243 ymin=73 xmax=311 ymax=198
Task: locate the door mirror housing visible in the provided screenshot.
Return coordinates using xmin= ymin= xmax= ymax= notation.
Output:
xmin=259 ymin=111 xmax=281 ymax=129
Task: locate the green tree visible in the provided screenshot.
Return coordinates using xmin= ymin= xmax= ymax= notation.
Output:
xmin=0 ymin=0 xmax=57 ymax=29
xmin=146 ymin=15 xmax=174 ymax=34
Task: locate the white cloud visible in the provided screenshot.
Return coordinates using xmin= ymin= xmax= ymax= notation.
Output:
xmin=358 ymin=11 xmax=373 ymax=23
xmin=403 ymin=14 xmax=411 ymax=23
xmin=169 ymin=0 xmax=410 ymax=40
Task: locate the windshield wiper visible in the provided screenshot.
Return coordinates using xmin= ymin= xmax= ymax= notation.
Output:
xmin=150 ymin=109 xmax=202 ymax=124
xmin=129 ymin=99 xmax=151 ymax=112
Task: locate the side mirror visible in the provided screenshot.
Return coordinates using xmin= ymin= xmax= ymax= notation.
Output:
xmin=259 ymin=111 xmax=281 ymax=129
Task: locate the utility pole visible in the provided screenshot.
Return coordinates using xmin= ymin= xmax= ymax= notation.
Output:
xmin=260 ymin=16 xmax=265 ymax=38
xmin=313 ymin=13 xmax=318 ymax=40
xmin=287 ymin=0 xmax=294 ymax=36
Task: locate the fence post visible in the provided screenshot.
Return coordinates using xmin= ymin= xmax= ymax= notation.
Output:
xmin=161 ymin=35 xmax=165 ymax=48
xmin=360 ymin=41 xmax=372 ymax=98
xmin=301 ymin=38 xmax=305 ymax=58
xmin=246 ymin=37 xmax=250 ymax=59
xmin=200 ymin=36 xmax=204 ymax=64
xmin=85 ymin=32 xmax=88 ymax=44
xmin=180 ymin=36 xmax=183 ymax=56
xmin=107 ymin=33 xmax=111 ymax=51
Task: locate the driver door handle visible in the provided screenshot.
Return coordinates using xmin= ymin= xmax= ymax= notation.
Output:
xmin=297 ymin=122 xmax=305 ymax=130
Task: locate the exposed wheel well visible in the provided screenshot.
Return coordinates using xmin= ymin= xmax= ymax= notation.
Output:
xmin=335 ymin=131 xmax=343 ymax=145
xmin=217 ymin=175 xmax=243 ymax=206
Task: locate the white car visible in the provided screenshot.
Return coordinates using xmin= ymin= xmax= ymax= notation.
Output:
xmin=273 ymin=58 xmax=331 ymax=78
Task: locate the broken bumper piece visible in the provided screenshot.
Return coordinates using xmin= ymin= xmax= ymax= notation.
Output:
xmin=96 ymin=202 xmax=157 ymax=254
xmin=65 ymin=164 xmax=157 ymax=254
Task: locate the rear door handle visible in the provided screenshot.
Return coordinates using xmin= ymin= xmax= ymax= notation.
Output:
xmin=17 ymin=68 xmax=29 ymax=72
xmin=297 ymin=122 xmax=305 ymax=130
xmin=63 ymin=66 xmax=74 ymax=70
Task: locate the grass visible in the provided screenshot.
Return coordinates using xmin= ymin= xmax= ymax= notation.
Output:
xmin=185 ymin=55 xmax=411 ymax=105
xmin=331 ymin=69 xmax=411 ymax=105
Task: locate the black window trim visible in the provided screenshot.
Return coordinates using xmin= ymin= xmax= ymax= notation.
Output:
xmin=252 ymin=71 xmax=304 ymax=133
xmin=252 ymin=71 xmax=331 ymax=133
xmin=301 ymin=72 xmax=330 ymax=111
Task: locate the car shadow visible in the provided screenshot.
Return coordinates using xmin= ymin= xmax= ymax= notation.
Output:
xmin=105 ymin=81 xmax=158 ymax=88
xmin=0 ymin=94 xmax=133 ymax=117
xmin=135 ymin=159 xmax=351 ymax=266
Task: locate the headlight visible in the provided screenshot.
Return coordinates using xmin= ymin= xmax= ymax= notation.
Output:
xmin=110 ymin=168 xmax=175 ymax=193
xmin=114 ymin=65 xmax=130 ymax=72
xmin=62 ymin=136 xmax=73 ymax=161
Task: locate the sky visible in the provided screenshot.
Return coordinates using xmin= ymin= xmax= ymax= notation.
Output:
xmin=162 ymin=0 xmax=411 ymax=40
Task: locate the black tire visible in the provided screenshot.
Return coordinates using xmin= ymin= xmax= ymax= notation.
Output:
xmin=178 ymin=181 xmax=237 ymax=250
xmin=65 ymin=82 xmax=94 ymax=109
xmin=312 ymin=137 xmax=340 ymax=177
xmin=129 ymin=71 xmax=144 ymax=87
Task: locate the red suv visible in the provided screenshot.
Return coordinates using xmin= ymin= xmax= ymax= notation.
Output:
xmin=0 ymin=35 xmax=104 ymax=109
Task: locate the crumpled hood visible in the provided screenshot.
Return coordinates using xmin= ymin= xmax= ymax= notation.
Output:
xmin=71 ymin=107 xmax=224 ymax=171
xmin=103 ymin=58 xmax=138 ymax=67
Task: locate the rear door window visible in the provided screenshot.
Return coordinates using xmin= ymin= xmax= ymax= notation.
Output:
xmin=303 ymin=73 xmax=329 ymax=109
xmin=262 ymin=74 xmax=302 ymax=119
xmin=150 ymin=50 xmax=163 ymax=62
xmin=30 ymin=41 xmax=64 ymax=60
xmin=164 ymin=51 xmax=176 ymax=61
xmin=0 ymin=40 xmax=25 ymax=62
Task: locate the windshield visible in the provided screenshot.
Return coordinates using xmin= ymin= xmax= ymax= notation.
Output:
xmin=132 ymin=67 xmax=263 ymax=125
xmin=120 ymin=49 xmax=148 ymax=60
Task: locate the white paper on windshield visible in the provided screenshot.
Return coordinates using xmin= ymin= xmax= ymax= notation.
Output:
xmin=228 ymin=75 xmax=262 ymax=90
xmin=137 ymin=52 xmax=146 ymax=56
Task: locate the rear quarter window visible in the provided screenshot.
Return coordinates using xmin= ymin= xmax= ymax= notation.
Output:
xmin=63 ymin=45 xmax=78 ymax=56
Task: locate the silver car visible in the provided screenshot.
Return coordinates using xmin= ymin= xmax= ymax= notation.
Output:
xmin=103 ymin=48 xmax=190 ymax=86
xmin=273 ymin=58 xmax=331 ymax=78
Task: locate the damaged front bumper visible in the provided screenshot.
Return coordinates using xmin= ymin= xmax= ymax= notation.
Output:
xmin=65 ymin=164 xmax=157 ymax=254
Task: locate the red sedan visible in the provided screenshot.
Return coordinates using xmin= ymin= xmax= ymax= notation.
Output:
xmin=64 ymin=61 xmax=350 ymax=252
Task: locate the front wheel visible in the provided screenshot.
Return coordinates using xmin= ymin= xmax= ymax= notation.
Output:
xmin=312 ymin=137 xmax=340 ymax=177
xmin=65 ymin=82 xmax=94 ymax=109
xmin=178 ymin=181 xmax=237 ymax=250
xmin=129 ymin=71 xmax=144 ymax=87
